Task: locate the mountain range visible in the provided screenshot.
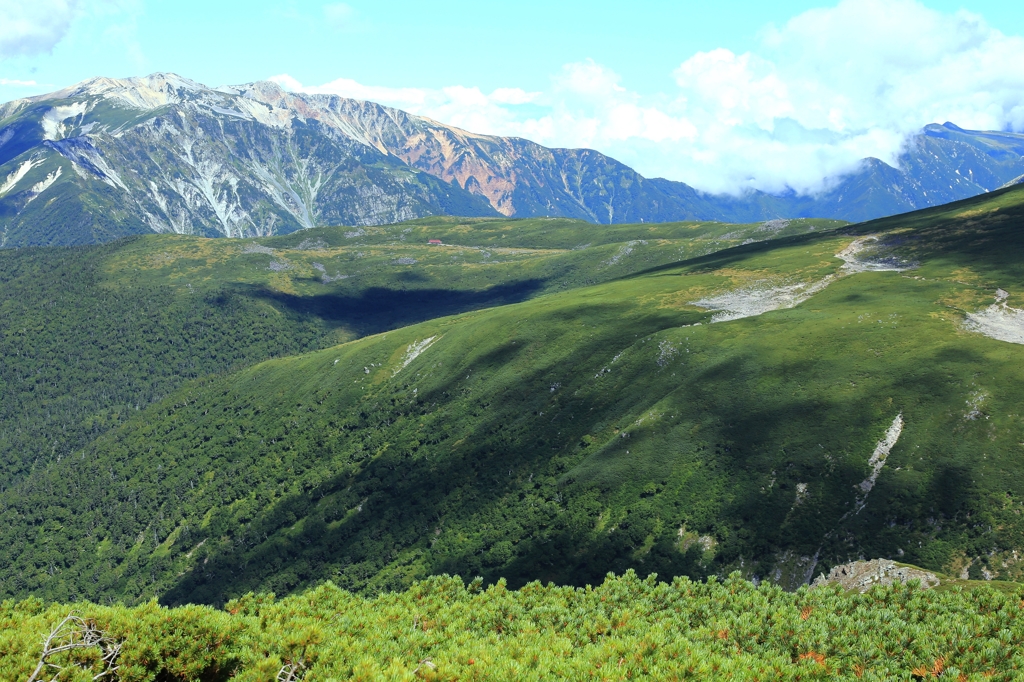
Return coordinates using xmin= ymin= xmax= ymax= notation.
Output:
xmin=2 ymin=73 xmax=1024 ymax=248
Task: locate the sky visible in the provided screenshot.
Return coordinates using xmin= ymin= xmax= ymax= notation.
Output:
xmin=1 ymin=0 xmax=1023 ymax=196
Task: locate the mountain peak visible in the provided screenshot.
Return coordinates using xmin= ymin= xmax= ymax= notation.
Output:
xmin=224 ymin=79 xmax=289 ymax=106
xmin=3 ymin=72 xmax=1024 ymax=247
xmin=34 ymin=72 xmax=208 ymax=110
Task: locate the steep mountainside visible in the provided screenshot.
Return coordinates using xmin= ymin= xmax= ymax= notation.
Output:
xmin=2 ymin=74 xmax=1023 ymax=247
xmin=1 ymin=185 xmax=1022 ymax=606
xmin=0 ymin=75 xmax=499 ymax=247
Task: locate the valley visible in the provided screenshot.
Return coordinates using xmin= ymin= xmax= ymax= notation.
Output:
xmin=2 ymin=185 xmax=1023 ymax=610
xmin=0 ymin=215 xmax=830 ymax=484
xmin=5 ymin=0 xmax=1024 ymax=672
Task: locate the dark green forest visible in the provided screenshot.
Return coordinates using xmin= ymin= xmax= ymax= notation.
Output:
xmin=0 ymin=189 xmax=1022 ymax=608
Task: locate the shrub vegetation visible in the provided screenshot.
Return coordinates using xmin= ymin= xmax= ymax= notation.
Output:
xmin=3 ymin=572 xmax=1024 ymax=681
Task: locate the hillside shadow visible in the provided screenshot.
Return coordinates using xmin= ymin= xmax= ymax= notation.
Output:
xmin=143 ymin=286 xmax=992 ymax=605
xmin=235 ymin=279 xmax=547 ymax=337
xmin=619 ymin=229 xmax=842 ymax=282
xmin=490 ymin=351 xmax=874 ymax=589
xmin=159 ymin=301 xmax=684 ymax=605
xmin=494 ymin=340 xmax=989 ymax=589
xmin=156 ymin=324 xmax=836 ymax=603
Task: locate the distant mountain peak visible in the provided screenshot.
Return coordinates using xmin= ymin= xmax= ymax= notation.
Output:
xmin=42 ymin=72 xmax=208 ymax=110
xmin=1002 ymin=173 xmax=1024 ymax=189
xmin=3 ymin=73 xmax=1024 ymax=248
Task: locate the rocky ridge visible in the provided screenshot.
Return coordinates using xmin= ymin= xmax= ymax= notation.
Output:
xmin=3 ymin=74 xmax=1024 ymax=247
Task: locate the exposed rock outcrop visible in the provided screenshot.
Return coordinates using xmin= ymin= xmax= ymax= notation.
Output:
xmin=811 ymin=559 xmax=940 ymax=592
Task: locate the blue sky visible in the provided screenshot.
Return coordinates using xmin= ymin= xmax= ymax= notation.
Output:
xmin=3 ymin=0 xmax=1021 ymax=98
xmin=2 ymin=0 xmax=1024 ymax=194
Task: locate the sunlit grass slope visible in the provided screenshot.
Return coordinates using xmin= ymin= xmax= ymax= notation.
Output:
xmin=1 ymin=216 xmax=823 ymax=483
xmin=2 ymin=190 xmax=1024 ymax=606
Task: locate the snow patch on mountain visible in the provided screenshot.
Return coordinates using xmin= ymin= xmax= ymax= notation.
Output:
xmin=693 ymin=236 xmax=920 ymax=324
xmin=41 ymin=102 xmax=91 ymax=141
xmin=856 ymin=413 xmax=903 ymax=503
xmin=208 ymin=106 xmax=249 ymax=120
xmin=0 ymin=159 xmax=40 ymax=197
xmin=836 ymin=235 xmax=914 ymax=272
xmin=182 ymin=165 xmax=245 ymax=236
xmin=248 ymin=162 xmax=317 ymax=230
xmin=234 ymin=99 xmax=293 ymax=129
xmin=24 ymin=167 xmax=62 ymax=204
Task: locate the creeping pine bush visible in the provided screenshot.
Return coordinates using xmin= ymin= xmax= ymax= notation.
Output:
xmin=2 ymin=571 xmax=1024 ymax=681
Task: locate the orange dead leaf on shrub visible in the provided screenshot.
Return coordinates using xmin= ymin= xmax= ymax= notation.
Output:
xmin=716 ymin=629 xmax=729 ymax=639
xmin=911 ymin=658 xmax=945 ymax=679
xmin=800 ymin=606 xmax=813 ymax=620
xmin=799 ymin=651 xmax=826 ymax=665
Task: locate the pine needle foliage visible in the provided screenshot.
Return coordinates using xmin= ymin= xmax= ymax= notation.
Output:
xmin=3 ymin=572 xmax=1024 ymax=681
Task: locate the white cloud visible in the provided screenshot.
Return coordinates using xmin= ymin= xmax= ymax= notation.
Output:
xmin=0 ymin=78 xmax=39 ymax=86
xmin=658 ymin=0 xmax=1024 ymax=193
xmin=489 ymin=88 xmax=539 ymax=105
xmin=269 ymin=74 xmax=547 ymax=138
xmin=323 ymin=3 xmax=358 ymax=32
xmin=270 ymin=74 xmax=436 ymax=110
xmin=274 ymin=0 xmax=1024 ymax=196
xmin=0 ymin=0 xmax=138 ymax=63
xmin=554 ymin=59 xmax=625 ymax=98
xmin=0 ymin=0 xmax=80 ymax=57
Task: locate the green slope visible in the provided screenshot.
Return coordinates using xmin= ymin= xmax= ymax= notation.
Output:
xmin=0 ymin=216 xmax=825 ymax=485
xmin=2 ymin=192 xmax=1022 ymax=605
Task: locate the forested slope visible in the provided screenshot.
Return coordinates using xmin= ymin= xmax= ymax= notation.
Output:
xmin=1 ymin=187 xmax=1023 ymax=605
xmin=0 ymin=216 xmax=828 ymax=588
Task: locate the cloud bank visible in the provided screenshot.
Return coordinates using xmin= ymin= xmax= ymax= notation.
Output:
xmin=0 ymin=0 xmax=80 ymax=58
xmin=273 ymin=0 xmax=1024 ymax=196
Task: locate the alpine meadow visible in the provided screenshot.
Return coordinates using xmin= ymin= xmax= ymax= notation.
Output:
xmin=5 ymin=0 xmax=1024 ymax=678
